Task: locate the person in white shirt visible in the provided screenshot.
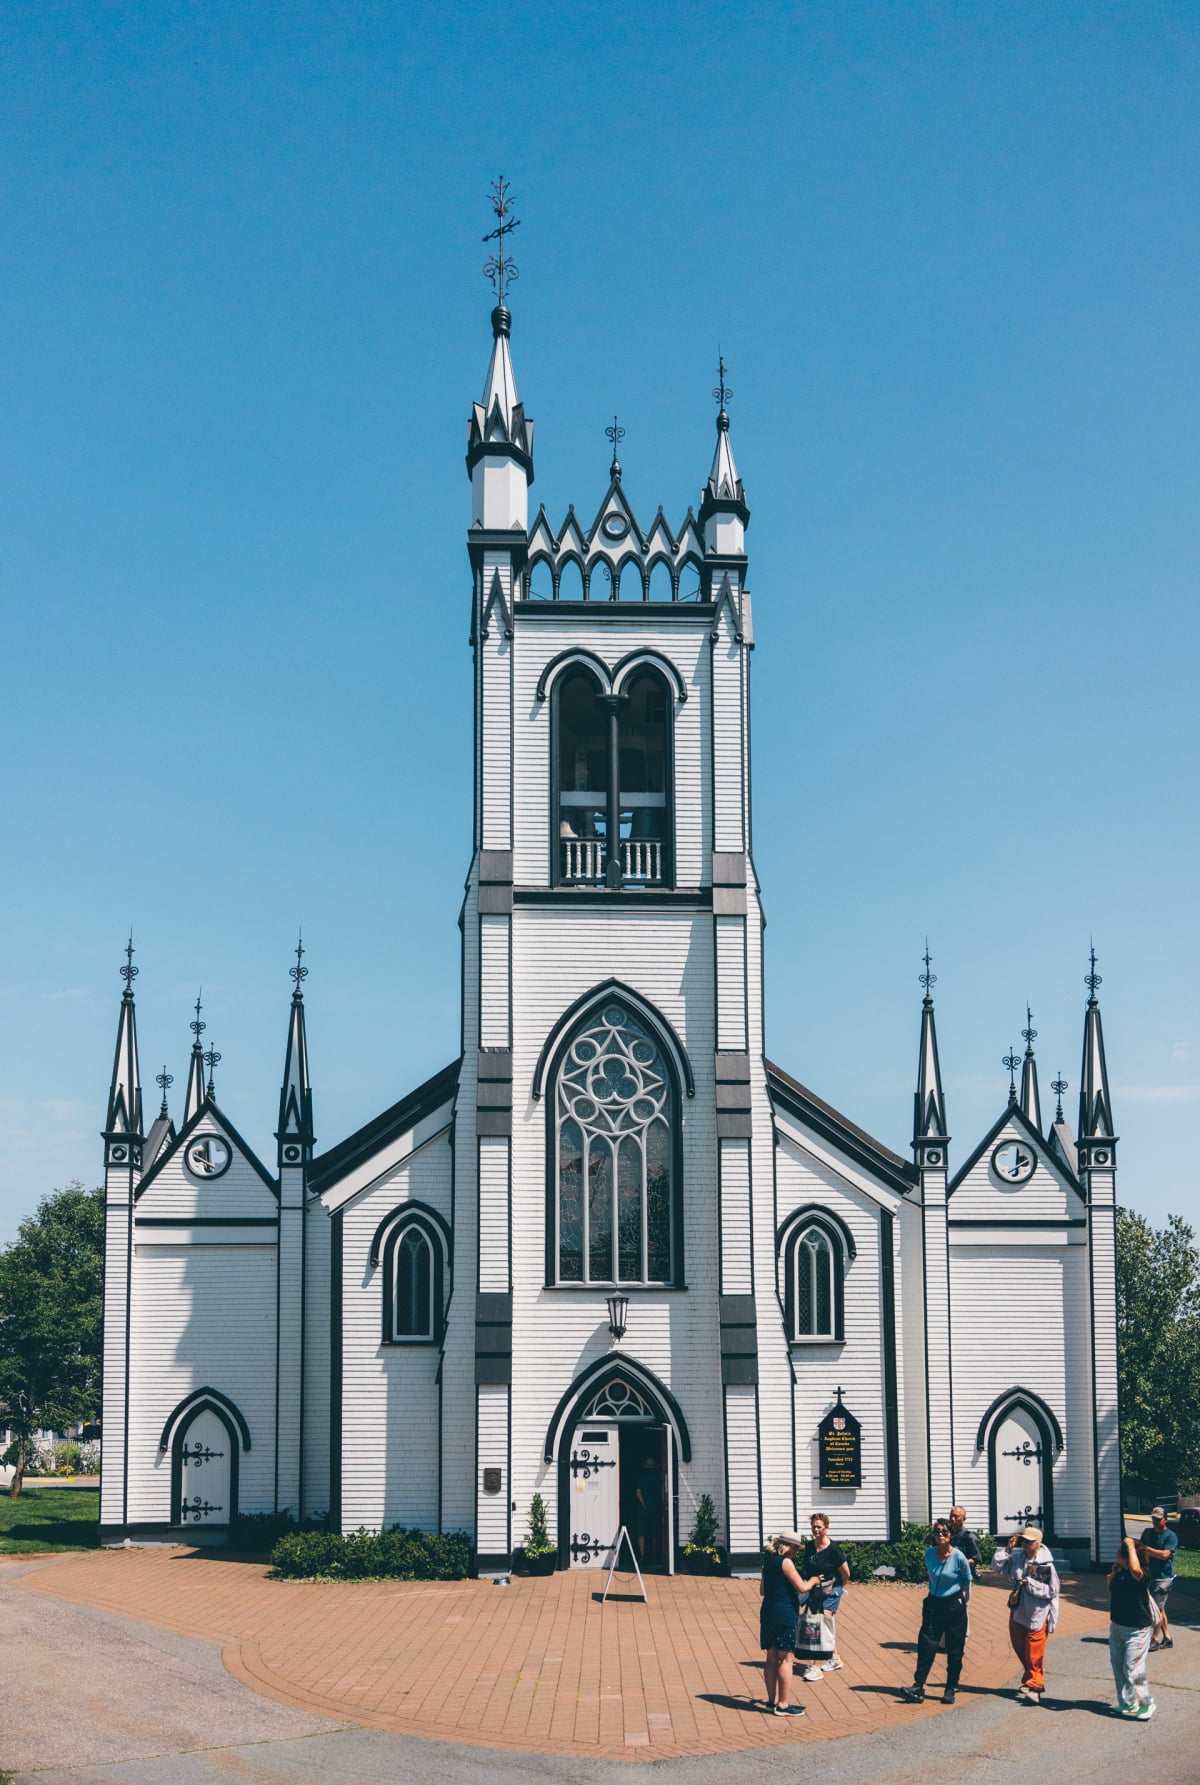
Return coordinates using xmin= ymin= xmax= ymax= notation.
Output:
xmin=993 ymin=1525 xmax=1060 ymax=1704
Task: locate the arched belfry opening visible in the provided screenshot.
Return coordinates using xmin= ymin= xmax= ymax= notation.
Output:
xmin=544 ymin=1356 xmax=691 ymax=1573
xmin=550 ymin=664 xmax=673 ymax=888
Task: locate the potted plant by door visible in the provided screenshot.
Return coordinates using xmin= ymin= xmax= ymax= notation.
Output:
xmin=682 ymin=1494 xmax=725 ymax=1575
xmin=520 ymin=1492 xmax=557 ymax=1575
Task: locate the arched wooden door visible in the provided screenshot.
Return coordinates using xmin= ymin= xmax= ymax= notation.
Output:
xmin=172 ymin=1404 xmax=236 ymax=1527
xmin=991 ymin=1404 xmax=1047 ymax=1537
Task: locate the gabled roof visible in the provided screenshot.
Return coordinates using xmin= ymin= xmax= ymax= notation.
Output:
xmin=766 ymin=1060 xmax=918 ymax=1197
xmin=134 ymin=1096 xmax=278 ymax=1201
xmin=307 ymin=1059 xmax=461 ymax=1197
xmin=947 ymin=1101 xmax=1083 ymax=1199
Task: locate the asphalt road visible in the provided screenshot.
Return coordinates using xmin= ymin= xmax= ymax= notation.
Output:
xmin=4 ymin=1556 xmax=1198 ymax=1784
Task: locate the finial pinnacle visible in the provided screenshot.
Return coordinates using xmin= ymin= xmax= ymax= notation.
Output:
xmin=1051 ymin=1073 xmax=1068 ymax=1122
xmin=1003 ymin=1047 xmax=1021 ymax=1101
xmin=291 ymin=932 xmax=308 ymax=996
xmin=712 ymin=353 xmax=733 ymax=425
xmin=203 ymin=1047 xmax=221 ymax=1096
xmin=605 ymin=415 xmax=625 ymax=481
xmin=120 ymin=935 xmax=138 ymax=991
xmin=1085 ymin=942 xmax=1102 ymax=1003
xmin=482 ymin=175 xmax=521 ymax=307
xmin=190 ymin=990 xmax=205 ymax=1044
xmin=1021 ymin=1005 xmax=1037 ymax=1052
xmin=155 ymin=1066 xmax=173 ymax=1118
xmin=919 ymin=939 xmax=937 ymax=999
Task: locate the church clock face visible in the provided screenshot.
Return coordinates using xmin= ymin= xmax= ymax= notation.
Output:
xmin=991 ymin=1140 xmax=1035 ymax=1184
xmin=186 ymin=1135 xmax=232 ymax=1179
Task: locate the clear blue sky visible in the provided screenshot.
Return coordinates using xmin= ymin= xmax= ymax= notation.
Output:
xmin=1 ymin=1 xmax=1196 ymax=1243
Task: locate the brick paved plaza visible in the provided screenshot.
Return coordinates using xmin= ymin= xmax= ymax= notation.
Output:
xmin=16 ymin=1549 xmax=1107 ymax=1761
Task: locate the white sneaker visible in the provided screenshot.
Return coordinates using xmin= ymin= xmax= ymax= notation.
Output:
xmin=802 ymin=1667 xmax=824 ymax=1683
xmin=821 ymin=1657 xmax=844 ymax=1672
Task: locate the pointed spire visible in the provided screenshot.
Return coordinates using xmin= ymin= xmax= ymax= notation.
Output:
xmin=1003 ymin=1045 xmax=1021 ymax=1104
xmin=155 ymin=1066 xmax=173 ymax=1120
xmin=1051 ymin=1072 xmax=1068 ymax=1124
xmin=698 ymin=354 xmax=749 ymax=553
xmin=913 ymin=945 xmax=948 ymax=1142
xmin=104 ymin=938 xmax=143 ymax=1138
xmin=185 ymin=990 xmax=207 ymax=1122
xmin=277 ymin=936 xmax=314 ymax=1164
xmin=480 ymin=304 xmax=520 ymax=433
xmin=1079 ymin=946 xmax=1114 ymax=1138
xmin=1020 ymin=1005 xmax=1042 ymax=1132
xmin=468 ymin=178 xmax=533 ymax=514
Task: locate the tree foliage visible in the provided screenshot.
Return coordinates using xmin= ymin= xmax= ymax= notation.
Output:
xmin=1116 ymin=1207 xmax=1200 ymax=1496
xmin=0 ymin=1183 xmax=104 ymax=1496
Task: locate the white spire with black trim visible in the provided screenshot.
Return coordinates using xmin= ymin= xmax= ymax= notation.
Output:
xmin=913 ymin=945 xmax=948 ymax=1152
xmin=276 ymin=936 xmax=314 ymax=1167
xmin=1078 ymin=946 xmax=1114 ymax=1140
xmin=467 ymin=177 xmax=534 ymax=528
xmin=698 ymin=355 xmax=749 ymax=559
xmin=184 ymin=990 xmax=207 ymax=1122
xmin=1020 ymin=1005 xmax=1042 ymax=1133
xmin=104 ymin=938 xmax=143 ymax=1144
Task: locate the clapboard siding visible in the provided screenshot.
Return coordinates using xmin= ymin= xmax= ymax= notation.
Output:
xmin=724 ymin=1384 xmax=761 ymax=1550
xmin=135 ymin=1125 xmax=277 ymax=1222
xmin=478 ymin=1135 xmax=510 ymax=1291
xmin=949 ymin=1245 xmax=1091 ymax=1539
xmin=719 ymin=1137 xmax=752 ymax=1295
xmin=511 ymin=617 xmax=710 ymax=889
xmin=301 ymin=1201 xmax=331 ymax=1520
xmin=480 ymin=626 xmax=512 ymax=852
xmin=715 ymin=915 xmax=747 ymax=1051
xmin=480 ymin=914 xmax=511 ymax=1049
xmin=100 ymin=1170 xmax=134 ymax=1526
xmin=127 ymin=1243 xmax=278 ymax=1522
xmin=476 ymin=1384 xmax=510 ymax=1554
xmin=898 ymin=1197 xmax=930 ymax=1523
xmin=711 ymin=610 xmax=745 ymax=852
xmin=950 ymin=1133 xmax=1083 ymax=1222
xmin=334 ymin=1131 xmax=453 ymax=1532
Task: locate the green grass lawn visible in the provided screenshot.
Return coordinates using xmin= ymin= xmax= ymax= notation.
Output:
xmin=1171 ymin=1542 xmax=1200 ymax=1578
xmin=0 ymin=1486 xmax=100 ymax=1553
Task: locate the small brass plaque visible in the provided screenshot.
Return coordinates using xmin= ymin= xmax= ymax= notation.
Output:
xmin=482 ymin=1467 xmax=502 ymax=1494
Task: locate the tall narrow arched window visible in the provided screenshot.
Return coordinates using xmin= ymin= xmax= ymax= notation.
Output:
xmin=380 ymin=1212 xmax=446 ymax=1344
xmin=779 ymin=1209 xmax=849 ymax=1342
xmin=553 ymin=1001 xmax=678 ymax=1285
xmin=554 ymin=668 xmax=608 ymax=886
xmin=617 ymin=669 xmax=672 ymax=886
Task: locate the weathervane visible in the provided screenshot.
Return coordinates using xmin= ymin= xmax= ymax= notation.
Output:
xmin=1003 ymin=1047 xmax=1021 ymax=1100
xmin=120 ymin=935 xmax=138 ymax=989
xmin=190 ymin=992 xmax=205 ymax=1042
xmin=1021 ymin=1006 xmax=1037 ymax=1050
xmin=482 ymin=176 xmax=521 ymax=305
xmin=291 ymin=933 xmax=308 ymax=993
xmin=606 ymin=415 xmax=625 ymax=480
xmin=156 ymin=1067 xmax=173 ymax=1118
xmin=712 ymin=354 xmax=733 ymax=417
xmin=919 ymin=941 xmax=936 ymax=997
xmin=1051 ymin=1073 xmax=1068 ymax=1122
xmin=1085 ymin=943 xmax=1102 ymax=1001
xmin=203 ymin=1048 xmax=221 ymax=1095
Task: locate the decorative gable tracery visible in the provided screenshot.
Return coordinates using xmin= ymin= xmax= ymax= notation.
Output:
xmin=525 ymin=480 xmax=706 ymax=602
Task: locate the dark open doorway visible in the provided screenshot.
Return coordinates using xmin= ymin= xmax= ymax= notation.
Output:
xmin=621 ymin=1425 xmax=668 ymax=1572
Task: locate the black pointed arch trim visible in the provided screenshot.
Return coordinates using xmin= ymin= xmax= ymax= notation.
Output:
xmin=542 ymin=1353 xmax=691 ymax=1464
xmin=974 ymin=1386 xmax=1063 ymax=1458
xmin=611 ymin=649 xmax=688 ymax=704
xmin=535 ymin=648 xmax=612 ymax=703
xmin=531 ymin=980 xmax=695 ymax=1102
xmin=159 ymin=1386 xmax=251 ymax=1454
xmin=135 ymin=1098 xmax=278 ymax=1202
xmin=368 ymin=1197 xmax=453 ymax=1268
xmin=775 ymin=1202 xmax=857 ymax=1261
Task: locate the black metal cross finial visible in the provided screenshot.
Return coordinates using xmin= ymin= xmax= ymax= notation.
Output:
xmin=190 ymin=991 xmax=205 ymax=1042
xmin=482 ymin=176 xmax=521 ymax=304
xmin=712 ymin=354 xmax=733 ymax=415
xmin=1085 ymin=943 xmax=1102 ymax=1000
xmin=156 ymin=1066 xmax=173 ymax=1117
xmin=203 ymin=1048 xmax=221 ymax=1095
xmin=1003 ymin=1047 xmax=1021 ymax=1099
xmin=919 ymin=940 xmax=937 ymax=996
xmin=1021 ymin=1005 xmax=1037 ymax=1050
xmin=120 ymin=935 xmax=138 ymax=989
xmin=290 ymin=932 xmax=308 ymax=993
xmin=1051 ymin=1073 xmax=1068 ymax=1121
xmin=605 ymin=415 xmax=625 ymax=479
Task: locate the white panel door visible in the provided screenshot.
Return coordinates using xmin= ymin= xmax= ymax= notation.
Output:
xmin=178 ymin=1408 xmax=233 ymax=1526
xmin=993 ymin=1406 xmax=1045 ymax=1535
xmin=568 ymin=1422 xmax=620 ymax=1566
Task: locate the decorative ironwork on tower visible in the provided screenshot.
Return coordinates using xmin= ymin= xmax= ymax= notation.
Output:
xmin=482 ymin=176 xmax=520 ymax=306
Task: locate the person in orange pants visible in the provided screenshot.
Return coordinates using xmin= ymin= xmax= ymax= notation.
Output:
xmin=993 ymin=1525 xmax=1060 ymax=1704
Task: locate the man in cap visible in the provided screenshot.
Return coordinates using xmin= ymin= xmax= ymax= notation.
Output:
xmin=948 ymin=1506 xmax=983 ymax=1595
xmin=993 ymin=1525 xmax=1060 ymax=1704
xmin=1140 ymin=1508 xmax=1177 ymax=1651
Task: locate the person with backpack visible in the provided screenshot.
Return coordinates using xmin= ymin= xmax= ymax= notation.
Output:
xmin=1108 ymin=1536 xmax=1158 ymax=1720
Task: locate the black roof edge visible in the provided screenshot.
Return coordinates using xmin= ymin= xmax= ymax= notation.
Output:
xmin=947 ymin=1101 xmax=1084 ymax=1199
xmin=765 ymin=1059 xmax=918 ymax=1195
xmin=308 ymin=1059 xmax=461 ymax=1196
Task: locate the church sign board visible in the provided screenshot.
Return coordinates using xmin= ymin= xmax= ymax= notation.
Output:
xmin=819 ymin=1390 xmax=862 ymax=1489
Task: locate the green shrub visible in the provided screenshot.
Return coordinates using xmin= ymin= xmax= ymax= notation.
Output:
xmin=268 ymin=1525 xmax=471 ymax=1581
xmin=835 ymin=1522 xmax=998 ymax=1584
xmin=523 ymin=1492 xmax=554 ymax=1558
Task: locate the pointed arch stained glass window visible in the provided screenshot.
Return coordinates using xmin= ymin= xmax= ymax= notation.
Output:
xmin=794 ymin=1226 xmax=834 ymax=1339
xmin=395 ymin=1227 xmax=434 ymax=1339
xmin=555 ymin=1004 xmax=675 ymax=1284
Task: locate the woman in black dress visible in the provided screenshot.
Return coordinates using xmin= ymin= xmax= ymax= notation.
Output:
xmin=759 ymin=1531 xmax=807 ymax=1717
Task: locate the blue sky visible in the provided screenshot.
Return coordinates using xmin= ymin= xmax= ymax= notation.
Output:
xmin=1 ymin=0 xmax=1196 ymax=1241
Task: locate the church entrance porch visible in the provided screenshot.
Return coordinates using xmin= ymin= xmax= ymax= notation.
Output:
xmin=550 ymin=1362 xmax=684 ymax=1572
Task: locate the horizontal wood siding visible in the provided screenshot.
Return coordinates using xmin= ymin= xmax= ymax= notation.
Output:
xmin=100 ymin=1171 xmax=133 ymax=1526
xmin=715 ymin=916 xmax=747 ymax=1051
xmin=480 ymin=914 xmax=511 ymax=1049
xmin=950 ymin=1131 xmax=1083 ymax=1222
xmin=711 ymin=611 xmax=745 ymax=853
xmin=476 ymin=1383 xmax=510 ymax=1555
xmin=302 ymin=1202 xmax=331 ymax=1520
xmin=724 ymin=1384 xmax=761 ymax=1551
xmin=481 ymin=627 xmax=512 ymax=852
xmin=719 ymin=1137 xmax=752 ymax=1295
xmin=478 ymin=1136 xmax=510 ymax=1292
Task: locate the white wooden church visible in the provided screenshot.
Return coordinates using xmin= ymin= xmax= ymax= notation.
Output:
xmin=99 ymin=239 xmax=1123 ymax=1572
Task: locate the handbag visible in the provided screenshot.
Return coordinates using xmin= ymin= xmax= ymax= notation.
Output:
xmin=798 ymin=1610 xmax=836 ymax=1654
xmin=1007 ymin=1586 xmax=1022 ymax=1609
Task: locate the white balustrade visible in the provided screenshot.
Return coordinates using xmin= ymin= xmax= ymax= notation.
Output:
xmin=621 ymin=840 xmax=663 ymax=882
xmin=561 ymin=839 xmax=606 ymax=882
xmin=559 ymin=838 xmax=665 ymax=884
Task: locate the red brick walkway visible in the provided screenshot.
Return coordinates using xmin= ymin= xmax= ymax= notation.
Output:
xmin=17 ymin=1551 xmax=1105 ymax=1760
